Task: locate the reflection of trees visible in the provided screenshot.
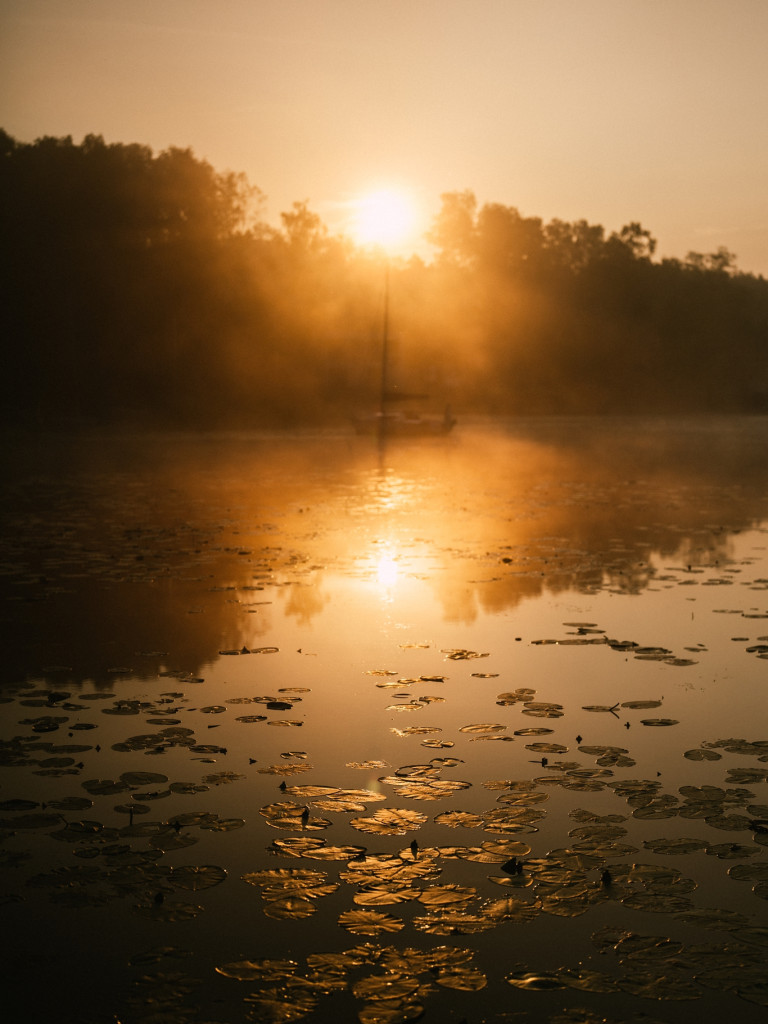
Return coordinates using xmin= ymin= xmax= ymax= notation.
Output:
xmin=378 ymin=421 xmax=768 ymax=623
xmin=1 ymin=567 xmax=261 ymax=689
xmin=415 ymin=513 xmax=737 ymax=626
xmin=1 ymin=422 xmax=766 ymax=680
xmin=280 ymin=578 xmax=330 ymax=627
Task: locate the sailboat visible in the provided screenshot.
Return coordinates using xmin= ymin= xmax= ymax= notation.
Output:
xmin=352 ymin=397 xmax=456 ymax=437
xmin=352 ymin=263 xmax=457 ymax=438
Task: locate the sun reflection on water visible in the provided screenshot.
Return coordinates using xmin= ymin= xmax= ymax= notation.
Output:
xmin=368 ymin=467 xmax=419 ymax=513
xmin=375 ymin=551 xmax=399 ymax=591
xmin=3 ymin=424 xmax=768 ymax=1023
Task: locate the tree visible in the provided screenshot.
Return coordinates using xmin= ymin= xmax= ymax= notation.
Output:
xmin=474 ymin=203 xmax=544 ymax=273
xmin=684 ymin=246 xmax=738 ymax=274
xmin=543 ymin=218 xmax=605 ymax=272
xmin=279 ymin=200 xmax=327 ymax=252
xmin=608 ymin=221 xmax=657 ymax=261
xmin=426 ymin=190 xmax=477 ymax=265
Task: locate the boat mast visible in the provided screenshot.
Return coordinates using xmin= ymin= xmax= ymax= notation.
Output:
xmin=379 ymin=259 xmax=390 ymax=419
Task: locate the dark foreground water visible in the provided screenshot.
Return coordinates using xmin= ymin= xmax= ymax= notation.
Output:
xmin=1 ymin=417 xmax=767 ymax=1024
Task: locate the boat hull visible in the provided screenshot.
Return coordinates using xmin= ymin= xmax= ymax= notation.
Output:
xmin=353 ymin=411 xmax=456 ymax=437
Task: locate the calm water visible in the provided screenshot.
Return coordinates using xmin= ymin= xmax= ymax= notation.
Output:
xmin=1 ymin=418 xmax=767 ymax=1024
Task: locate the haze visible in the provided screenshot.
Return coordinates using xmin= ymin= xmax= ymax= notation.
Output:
xmin=2 ymin=0 xmax=767 ymax=274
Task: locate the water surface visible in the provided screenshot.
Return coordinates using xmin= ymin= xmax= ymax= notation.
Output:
xmin=1 ymin=418 xmax=767 ymax=1023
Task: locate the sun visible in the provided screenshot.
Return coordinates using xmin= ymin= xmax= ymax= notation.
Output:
xmin=352 ymin=188 xmax=416 ymax=249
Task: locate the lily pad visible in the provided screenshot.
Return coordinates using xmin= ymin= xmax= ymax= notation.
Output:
xmin=350 ymin=808 xmax=428 ymax=836
xmin=338 ymin=910 xmax=404 ymax=936
xmin=169 ymin=865 xmax=227 ymax=890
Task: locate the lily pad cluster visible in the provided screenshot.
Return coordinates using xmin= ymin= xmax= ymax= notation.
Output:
xmin=2 ymin=507 xmax=768 ymax=1024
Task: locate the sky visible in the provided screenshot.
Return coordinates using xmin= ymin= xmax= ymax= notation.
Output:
xmin=2 ymin=0 xmax=767 ymax=274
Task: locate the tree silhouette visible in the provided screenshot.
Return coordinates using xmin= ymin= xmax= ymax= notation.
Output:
xmin=1 ymin=130 xmax=766 ymax=426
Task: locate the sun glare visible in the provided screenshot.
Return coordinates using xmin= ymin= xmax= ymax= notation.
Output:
xmin=353 ymin=188 xmax=416 ymax=249
xmin=375 ymin=552 xmax=399 ymax=590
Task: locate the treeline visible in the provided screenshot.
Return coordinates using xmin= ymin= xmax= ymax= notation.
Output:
xmin=1 ymin=130 xmax=766 ymax=427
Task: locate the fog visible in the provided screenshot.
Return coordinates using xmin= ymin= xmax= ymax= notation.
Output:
xmin=2 ymin=132 xmax=767 ymax=431
xmin=3 ymin=417 xmax=767 ymax=688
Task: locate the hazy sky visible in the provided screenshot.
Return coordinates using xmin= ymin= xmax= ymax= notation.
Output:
xmin=2 ymin=0 xmax=767 ymax=273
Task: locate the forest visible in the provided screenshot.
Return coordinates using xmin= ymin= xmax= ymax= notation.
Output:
xmin=1 ymin=129 xmax=766 ymax=428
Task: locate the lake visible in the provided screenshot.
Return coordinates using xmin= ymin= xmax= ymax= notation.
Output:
xmin=1 ymin=417 xmax=767 ymax=1024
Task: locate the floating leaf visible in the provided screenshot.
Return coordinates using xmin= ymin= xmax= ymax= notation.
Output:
xmin=506 ymin=970 xmax=566 ymax=990
xmin=169 ymin=865 xmax=227 ymax=891
xmin=215 ymin=958 xmax=298 ymax=982
xmin=169 ymin=781 xmax=209 ymax=795
xmin=260 ymin=801 xmax=330 ymax=831
xmin=643 ymin=837 xmax=708 ymax=855
xmin=243 ymin=987 xmax=317 ymax=1019
xmin=488 ymin=874 xmax=533 ymax=889
xmin=350 ymin=808 xmax=428 ymax=836
xmin=357 ymin=998 xmax=424 ymax=1024
xmin=46 ymin=796 xmax=93 ymax=811
xmin=684 ymin=748 xmax=722 ymax=761
xmin=618 ymin=970 xmax=699 ymax=1000
xmin=82 ymin=778 xmax=130 ymax=796
xmin=0 ymin=799 xmax=38 ymax=811
xmin=258 ymin=764 xmax=314 ymax=776
xmin=482 ymin=896 xmax=540 ymax=922
xmin=434 ymin=810 xmax=484 ymax=829
xmin=557 ymin=968 xmax=616 ymax=993
xmin=620 ymin=892 xmax=695 ymax=913
xmin=353 ymin=888 xmax=419 ymax=907
xmin=412 ymin=910 xmax=491 ymax=935
xmin=706 ymin=843 xmax=757 ymax=859
xmin=352 ymin=974 xmax=420 ymax=1000
xmin=522 ymin=702 xmax=564 ymax=718
xmin=201 ymin=771 xmax=245 ymax=786
xmin=263 ymin=896 xmax=317 ymax=920
xmin=121 ymin=771 xmax=171 ymax=788
xmin=417 ymin=884 xmax=476 ymax=907
xmin=381 ymin=777 xmax=471 ymax=801
xmin=200 ymin=817 xmax=245 ymax=832
xmin=341 ymin=854 xmax=440 ymax=887
xmin=728 ymin=863 xmax=768 ymax=881
xmin=434 ymin=965 xmax=487 ymax=990
xmin=338 ymin=910 xmax=404 ymax=936
xmin=270 ymin=837 xmax=327 ymax=858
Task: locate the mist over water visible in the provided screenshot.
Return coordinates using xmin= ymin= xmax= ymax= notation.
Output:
xmin=1 ymin=417 xmax=767 ymax=1023
xmin=3 ymin=417 xmax=767 ymax=684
